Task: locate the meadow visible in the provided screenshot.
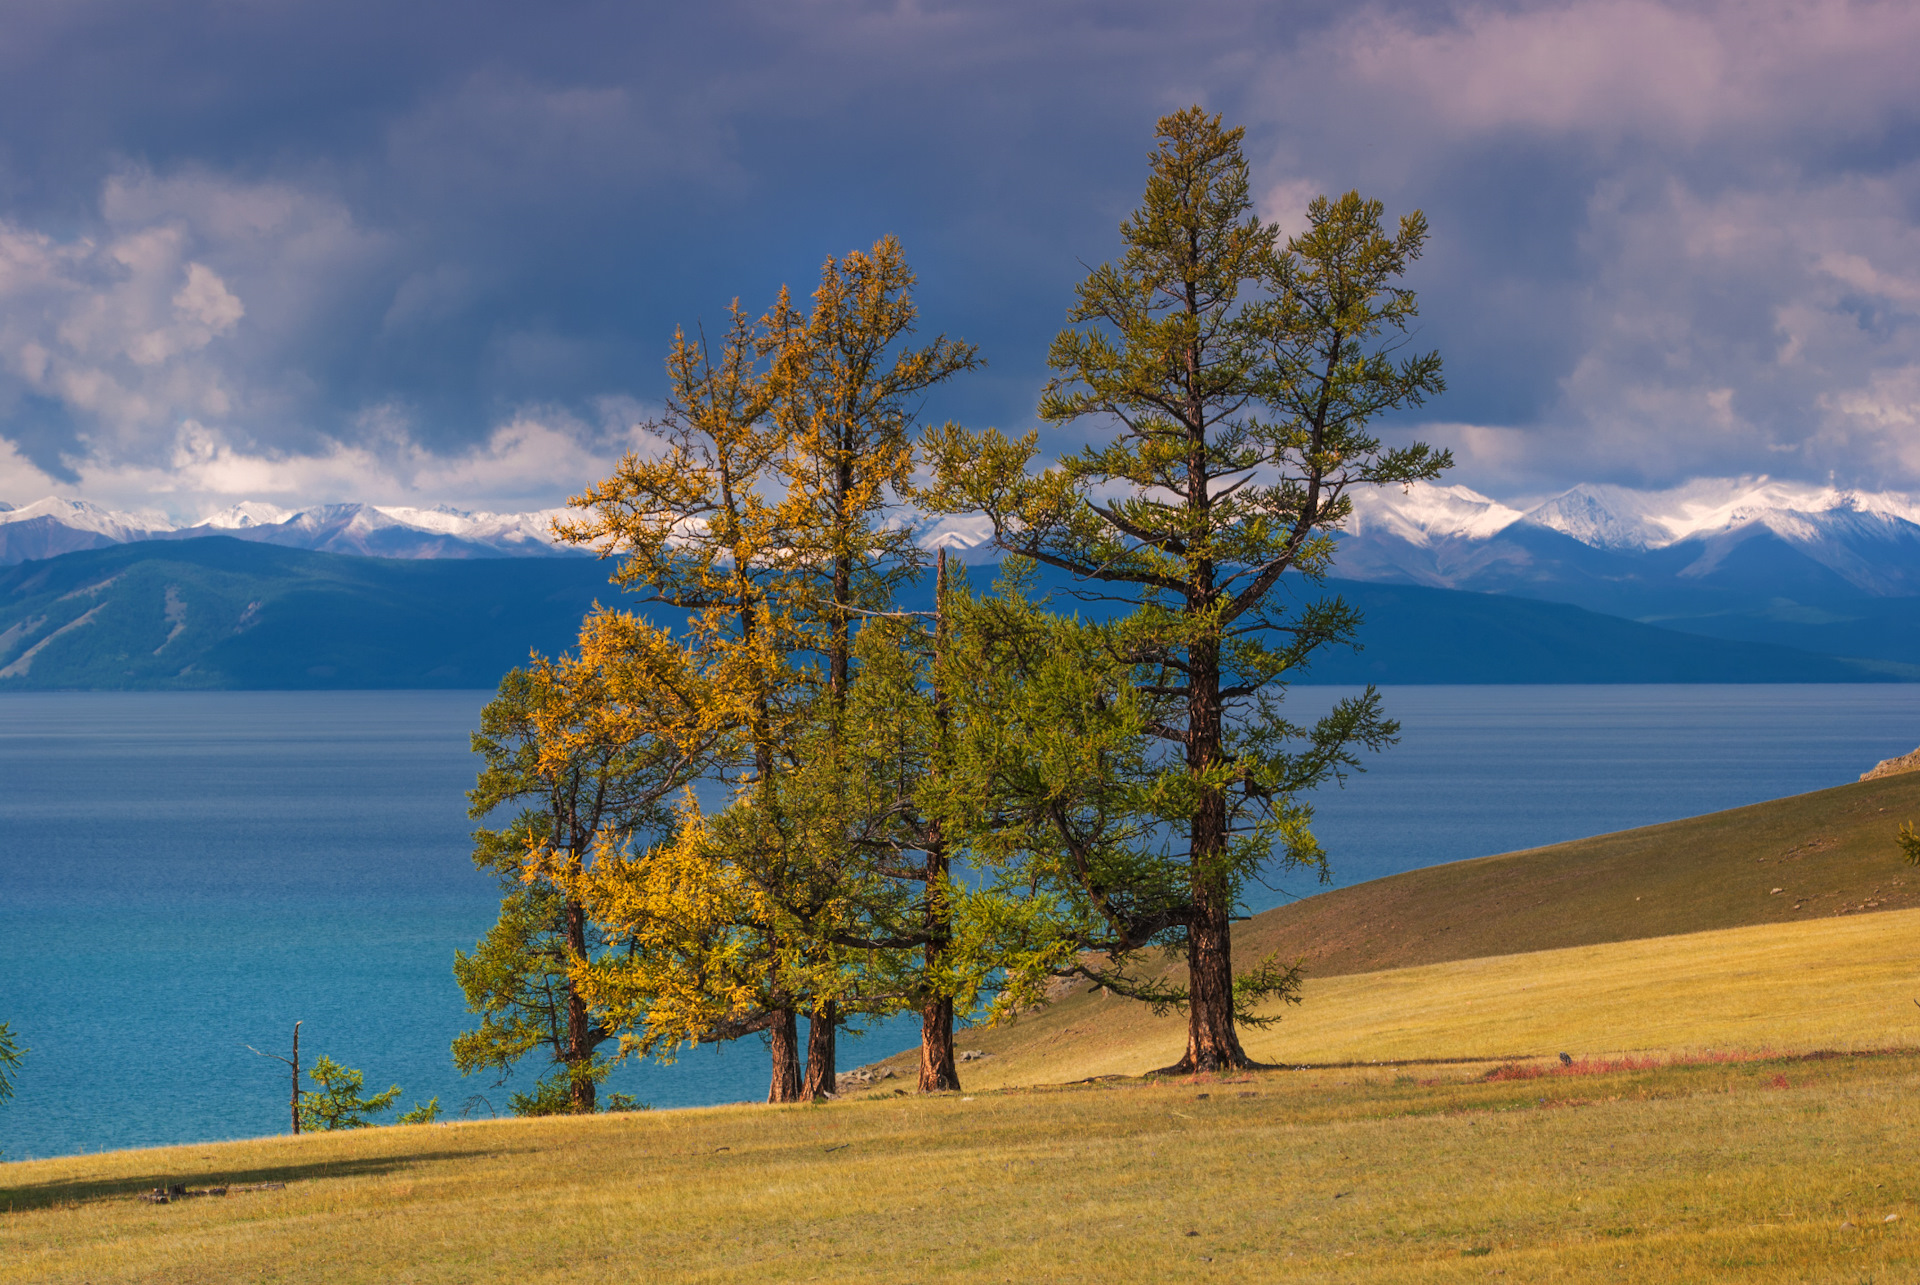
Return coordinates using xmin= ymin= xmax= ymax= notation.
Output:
xmin=5 ymin=906 xmax=1917 ymax=1283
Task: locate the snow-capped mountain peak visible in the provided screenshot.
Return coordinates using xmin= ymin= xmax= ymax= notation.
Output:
xmin=0 ymin=496 xmax=176 ymax=539
xmin=195 ymin=501 xmax=295 ymax=529
xmin=1347 ymin=483 xmax=1525 ymax=545
xmin=1517 ymin=483 xmax=1673 ymax=551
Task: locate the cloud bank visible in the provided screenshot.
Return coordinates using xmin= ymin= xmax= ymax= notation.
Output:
xmin=0 ymin=0 xmax=1913 ymax=517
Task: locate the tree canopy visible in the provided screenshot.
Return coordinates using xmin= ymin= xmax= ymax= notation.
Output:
xmin=922 ymin=106 xmax=1447 ymax=1070
xmin=460 ymin=105 xmax=1444 ymax=1098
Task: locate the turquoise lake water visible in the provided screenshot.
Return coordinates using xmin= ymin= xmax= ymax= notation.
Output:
xmin=5 ymin=685 xmax=1920 ymax=1160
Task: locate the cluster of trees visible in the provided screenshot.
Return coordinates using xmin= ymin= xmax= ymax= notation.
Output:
xmin=452 ymin=108 xmax=1449 ymax=1107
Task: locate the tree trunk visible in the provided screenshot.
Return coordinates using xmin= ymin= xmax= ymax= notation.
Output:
xmin=564 ymin=898 xmax=598 ymax=1112
xmin=291 ymin=1020 xmax=302 ymax=1135
xmin=1169 ymin=441 xmax=1256 ymax=1072
xmin=1172 ymin=878 xmax=1251 ymax=1072
xmin=918 ymin=996 xmax=959 ymax=1092
xmin=803 ymin=1000 xmax=837 ymax=1099
xmin=767 ymin=1008 xmax=804 ymax=1103
xmin=566 ymin=1051 xmax=598 ymax=1111
xmin=1168 ymin=620 xmax=1258 ymax=1071
xmin=919 ymin=549 xmax=962 ymax=1094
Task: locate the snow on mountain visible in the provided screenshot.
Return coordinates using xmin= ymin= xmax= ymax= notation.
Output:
xmin=1347 ymin=484 xmax=1526 ymax=545
xmin=194 ymin=503 xmax=581 ymax=559
xmin=1329 ymin=477 xmax=1920 ymax=602
xmin=0 ymin=498 xmax=179 ymax=563
xmin=1346 ymin=477 xmax=1920 ymax=557
xmin=1510 ymin=477 xmax=1920 ymax=552
xmin=911 ymin=512 xmax=999 ymax=562
xmin=369 ymin=504 xmax=575 ymax=552
xmin=9 ymin=477 xmax=1920 ymax=596
xmin=194 ymin=501 xmax=295 ymax=529
xmin=1517 ymin=484 xmax=1673 ymax=550
xmin=0 ymin=496 xmax=587 ymax=564
xmin=0 ymin=497 xmax=175 ymax=540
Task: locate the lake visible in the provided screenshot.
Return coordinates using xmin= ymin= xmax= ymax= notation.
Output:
xmin=4 ymin=685 xmax=1920 ymax=1160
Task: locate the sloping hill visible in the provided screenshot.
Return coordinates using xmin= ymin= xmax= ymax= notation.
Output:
xmin=1235 ymin=769 xmax=1920 ymax=977
xmin=939 ymin=907 xmax=1920 ymax=1089
xmin=895 ymin=771 xmax=1920 ymax=1081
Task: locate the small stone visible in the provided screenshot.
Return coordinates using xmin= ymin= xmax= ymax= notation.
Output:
xmin=1840 ymin=1221 xmax=1857 ymax=1231
xmin=1771 ymin=888 xmax=1784 ymax=895
xmin=1886 ymin=1213 xmax=1901 ymax=1223
xmin=1194 ymin=1092 xmax=1210 ymax=1100
xmin=1184 ymin=1230 xmax=1199 ymax=1237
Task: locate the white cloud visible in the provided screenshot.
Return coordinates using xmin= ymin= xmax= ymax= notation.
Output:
xmin=1339 ymin=0 xmax=1920 ymax=148
xmin=0 ymin=169 xmax=391 ymax=473
xmin=0 ymin=221 xmax=242 ymax=442
xmin=1235 ymin=0 xmax=1920 ymax=494
xmin=4 ymin=402 xmax=660 ymax=521
xmin=1257 ymin=177 xmax=1322 ymax=242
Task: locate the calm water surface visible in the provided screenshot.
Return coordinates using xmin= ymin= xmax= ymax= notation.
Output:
xmin=4 ymin=685 xmax=1920 ymax=1159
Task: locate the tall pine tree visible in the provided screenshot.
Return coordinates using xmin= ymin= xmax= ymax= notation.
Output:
xmin=925 ymin=108 xmax=1447 ymax=1071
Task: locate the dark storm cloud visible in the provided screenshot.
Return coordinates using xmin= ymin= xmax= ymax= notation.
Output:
xmin=0 ymin=0 xmax=1915 ymax=513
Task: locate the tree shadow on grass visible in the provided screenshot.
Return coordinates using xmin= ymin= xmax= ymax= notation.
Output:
xmin=1 ymin=1145 xmax=534 ymax=1214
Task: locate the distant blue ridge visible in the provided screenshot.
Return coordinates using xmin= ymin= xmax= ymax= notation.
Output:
xmin=0 ymin=537 xmax=1903 ymax=690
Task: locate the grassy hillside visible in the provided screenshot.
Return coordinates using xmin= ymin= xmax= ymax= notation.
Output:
xmin=938 ymin=908 xmax=1920 ymax=1089
xmin=5 ymin=914 xmax=1918 ymax=1282
xmin=1239 ymin=768 xmax=1920 ymax=978
xmin=875 ymin=770 xmax=1920 ymax=1084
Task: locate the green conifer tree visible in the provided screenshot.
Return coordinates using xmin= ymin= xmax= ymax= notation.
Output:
xmin=298 ymin=1056 xmax=402 ymax=1131
xmin=924 ymin=107 xmax=1448 ymax=1071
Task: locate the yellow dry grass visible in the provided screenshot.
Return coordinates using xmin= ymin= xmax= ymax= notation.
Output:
xmin=4 ymin=1052 xmax=1918 ymax=1283
xmin=5 ymin=906 xmax=1919 ymax=1283
xmin=943 ymin=905 xmax=1920 ymax=1089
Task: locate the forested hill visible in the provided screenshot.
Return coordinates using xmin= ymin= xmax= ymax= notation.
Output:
xmin=0 ymin=538 xmax=1893 ymax=690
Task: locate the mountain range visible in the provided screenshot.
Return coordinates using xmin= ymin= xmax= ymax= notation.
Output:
xmin=10 ymin=476 xmax=1919 ymax=591
xmin=0 ymin=496 xmax=584 ymax=563
xmin=0 ymin=537 xmax=1881 ymax=690
xmin=4 ymin=475 xmax=1919 ymax=685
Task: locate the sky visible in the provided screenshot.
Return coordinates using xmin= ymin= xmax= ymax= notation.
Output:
xmin=0 ymin=0 xmax=1915 ymax=519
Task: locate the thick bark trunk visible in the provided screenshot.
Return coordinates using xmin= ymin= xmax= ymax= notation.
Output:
xmin=563 ymin=898 xmax=598 ymax=1112
xmin=1173 ymin=880 xmax=1250 ymax=1071
xmin=918 ymin=996 xmax=959 ymax=1092
xmin=803 ymin=1000 xmax=838 ymax=1099
xmin=767 ymin=1008 xmax=804 ymax=1103
xmin=1169 ymin=627 xmax=1256 ymax=1074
